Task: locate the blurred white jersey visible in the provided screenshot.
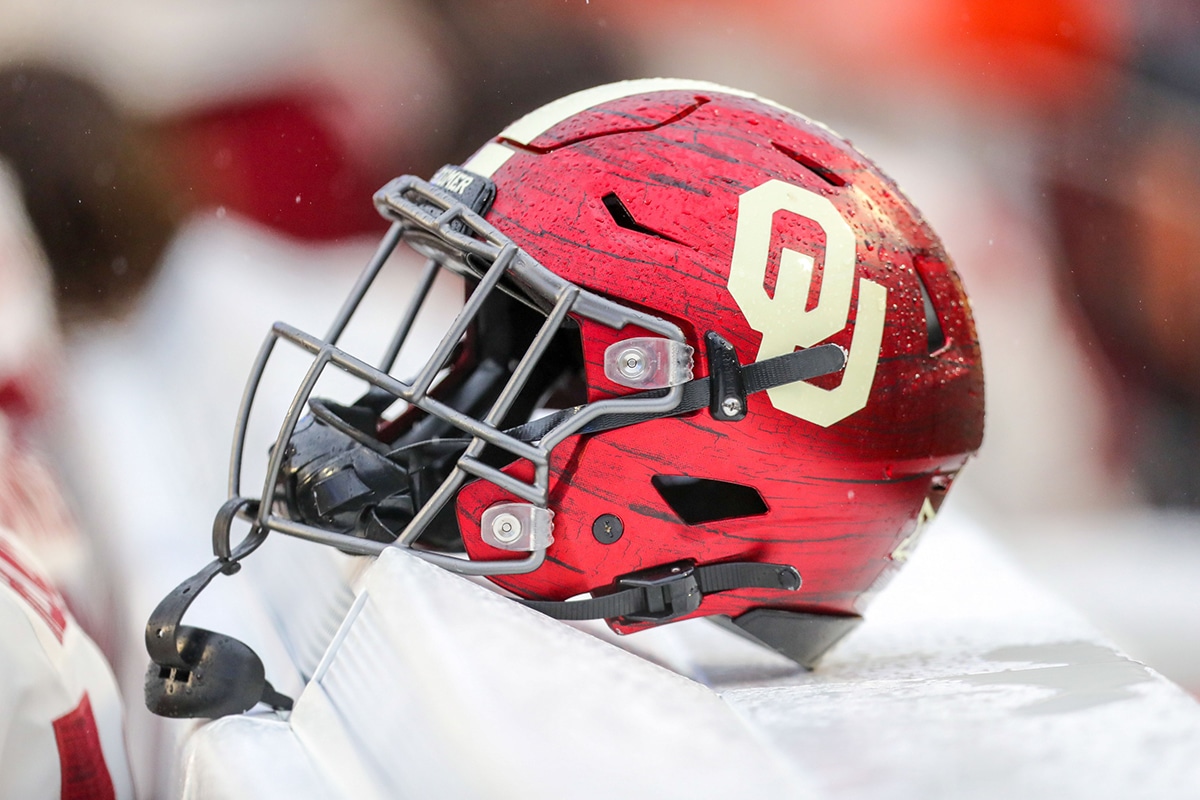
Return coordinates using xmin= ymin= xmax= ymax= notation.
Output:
xmin=0 ymin=528 xmax=133 ymax=800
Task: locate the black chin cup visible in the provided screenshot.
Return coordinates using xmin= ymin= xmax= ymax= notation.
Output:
xmin=144 ymin=499 xmax=293 ymax=719
xmin=145 ymin=621 xmax=289 ymax=719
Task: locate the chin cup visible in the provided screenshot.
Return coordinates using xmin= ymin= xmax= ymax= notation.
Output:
xmin=144 ymin=498 xmax=294 ymax=719
xmin=145 ymin=622 xmax=292 ymax=719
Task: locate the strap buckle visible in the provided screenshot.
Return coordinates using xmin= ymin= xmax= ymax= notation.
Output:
xmin=615 ymin=560 xmax=702 ymax=623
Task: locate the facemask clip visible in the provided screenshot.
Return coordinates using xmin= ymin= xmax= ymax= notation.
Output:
xmin=481 ymin=502 xmax=554 ymax=551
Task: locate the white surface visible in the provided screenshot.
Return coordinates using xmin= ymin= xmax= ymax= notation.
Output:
xmin=996 ymin=509 xmax=1200 ymax=696
xmin=183 ymin=546 xmax=813 ymax=800
xmin=179 ymin=508 xmax=1200 ymax=799
xmin=715 ymin=510 xmax=1200 ymax=800
xmin=179 ymin=716 xmax=338 ymax=800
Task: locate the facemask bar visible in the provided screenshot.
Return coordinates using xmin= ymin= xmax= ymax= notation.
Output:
xmin=225 ymin=173 xmax=688 ymax=577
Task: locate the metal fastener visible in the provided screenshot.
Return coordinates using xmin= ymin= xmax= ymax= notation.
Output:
xmin=491 ymin=512 xmax=522 ymax=544
xmin=592 ymin=513 xmax=624 ymax=544
xmin=721 ymin=396 xmax=743 ymax=416
xmin=617 ymin=348 xmax=646 ymax=379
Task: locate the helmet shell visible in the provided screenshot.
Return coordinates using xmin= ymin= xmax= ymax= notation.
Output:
xmin=456 ymin=81 xmax=984 ymax=626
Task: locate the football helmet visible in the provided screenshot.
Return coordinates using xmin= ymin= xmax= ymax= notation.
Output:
xmin=146 ymin=79 xmax=984 ymax=718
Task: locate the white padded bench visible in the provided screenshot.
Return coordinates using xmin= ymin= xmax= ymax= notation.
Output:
xmin=176 ymin=509 xmax=1200 ymax=799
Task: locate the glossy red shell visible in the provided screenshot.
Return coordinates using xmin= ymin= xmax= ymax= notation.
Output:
xmin=455 ymin=89 xmax=984 ymax=627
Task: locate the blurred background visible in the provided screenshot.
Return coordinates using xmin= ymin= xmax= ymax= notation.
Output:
xmin=1 ymin=0 xmax=1198 ymax=794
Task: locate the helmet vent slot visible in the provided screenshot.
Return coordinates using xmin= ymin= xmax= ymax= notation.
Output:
xmin=913 ymin=261 xmax=947 ymax=355
xmin=651 ymin=475 xmax=769 ymax=525
xmin=771 ymin=142 xmax=847 ymax=187
xmin=602 ymin=193 xmax=685 ymax=244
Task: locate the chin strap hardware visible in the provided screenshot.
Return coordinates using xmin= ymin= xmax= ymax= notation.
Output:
xmin=704 ymin=331 xmax=748 ymax=421
xmin=518 ymin=560 xmax=801 ymax=623
xmin=506 ymin=342 xmax=846 ymax=444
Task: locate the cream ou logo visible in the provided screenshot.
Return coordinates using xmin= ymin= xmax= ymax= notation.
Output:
xmin=727 ymin=179 xmax=887 ymax=427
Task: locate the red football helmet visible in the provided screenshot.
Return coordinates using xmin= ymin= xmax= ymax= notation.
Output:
xmin=146 ymin=79 xmax=983 ymax=718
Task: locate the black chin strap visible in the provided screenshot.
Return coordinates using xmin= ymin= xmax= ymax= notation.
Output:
xmin=518 ymin=560 xmax=802 ymax=624
xmin=507 ymin=341 xmax=846 ymax=443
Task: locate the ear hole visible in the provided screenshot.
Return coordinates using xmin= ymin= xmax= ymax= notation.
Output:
xmin=651 ymin=475 xmax=769 ymax=525
xmin=602 ymin=193 xmax=685 ymax=244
